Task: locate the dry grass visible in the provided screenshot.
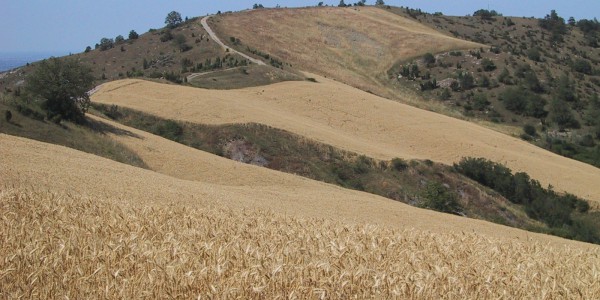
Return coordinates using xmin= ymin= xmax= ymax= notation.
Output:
xmin=1 ymin=188 xmax=599 ymax=299
xmin=212 ymin=6 xmax=482 ymax=99
xmin=92 ymin=78 xmax=600 ymax=203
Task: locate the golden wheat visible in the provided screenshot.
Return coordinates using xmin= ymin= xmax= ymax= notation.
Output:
xmin=1 ymin=188 xmax=599 ymax=299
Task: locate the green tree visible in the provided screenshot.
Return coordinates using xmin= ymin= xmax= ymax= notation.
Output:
xmin=338 ymin=0 xmax=347 ymax=7
xmin=375 ymin=0 xmax=385 ymax=5
xmin=128 ymin=30 xmax=139 ymax=40
xmin=25 ymin=58 xmax=94 ymax=124
xmin=165 ymin=11 xmax=183 ymax=28
xmin=423 ymin=53 xmax=436 ymax=67
xmin=115 ymin=35 xmax=125 ymax=43
xmin=99 ymin=37 xmax=114 ymax=51
xmin=549 ymin=98 xmax=580 ymax=129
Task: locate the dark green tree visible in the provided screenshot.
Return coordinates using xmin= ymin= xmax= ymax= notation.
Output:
xmin=375 ymin=0 xmax=385 ymax=5
xmin=25 ymin=58 xmax=94 ymax=124
xmin=338 ymin=0 xmax=347 ymax=7
xmin=549 ymin=98 xmax=580 ymax=129
xmin=165 ymin=11 xmax=183 ymax=28
xmin=99 ymin=37 xmax=114 ymax=51
xmin=115 ymin=35 xmax=125 ymax=43
xmin=128 ymin=30 xmax=139 ymax=40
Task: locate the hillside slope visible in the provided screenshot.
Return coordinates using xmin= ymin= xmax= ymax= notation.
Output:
xmin=211 ymin=6 xmax=481 ymax=98
xmin=1 ymin=131 xmax=597 ymax=248
xmin=2 ymin=132 xmax=600 ymax=297
xmin=92 ymin=78 xmax=600 ymax=203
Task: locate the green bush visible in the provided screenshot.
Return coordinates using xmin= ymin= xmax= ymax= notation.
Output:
xmin=419 ymin=182 xmax=461 ymax=214
xmin=391 ymin=158 xmax=408 ymax=171
xmin=523 ymin=124 xmax=537 ymax=136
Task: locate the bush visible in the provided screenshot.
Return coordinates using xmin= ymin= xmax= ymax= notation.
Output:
xmin=419 ymin=182 xmax=461 ymax=214
xmin=481 ymin=58 xmax=497 ymax=71
xmin=572 ymin=59 xmax=593 ymax=75
xmin=391 ymin=158 xmax=408 ymax=171
xmin=523 ymin=124 xmax=537 ymax=136
xmin=5 ymin=110 xmax=12 ymax=123
xmin=423 ymin=53 xmax=436 ymax=67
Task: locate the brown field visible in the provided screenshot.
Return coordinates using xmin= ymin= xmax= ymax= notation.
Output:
xmin=92 ymin=78 xmax=600 ymax=203
xmin=2 ymin=133 xmax=600 ymax=298
xmin=212 ymin=6 xmax=482 ymax=98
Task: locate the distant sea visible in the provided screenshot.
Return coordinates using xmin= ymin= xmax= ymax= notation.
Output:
xmin=0 ymin=51 xmax=70 ymax=72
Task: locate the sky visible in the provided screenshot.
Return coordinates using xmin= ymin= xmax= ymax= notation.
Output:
xmin=1 ymin=0 xmax=599 ymax=54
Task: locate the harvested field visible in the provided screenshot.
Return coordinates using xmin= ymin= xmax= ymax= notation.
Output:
xmin=2 ymin=188 xmax=599 ymax=299
xmin=92 ymin=79 xmax=600 ymax=203
xmin=211 ymin=6 xmax=482 ymax=98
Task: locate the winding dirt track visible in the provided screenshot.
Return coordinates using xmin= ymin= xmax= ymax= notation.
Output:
xmin=201 ymin=16 xmax=266 ymax=66
xmin=92 ymin=78 xmax=600 ymax=203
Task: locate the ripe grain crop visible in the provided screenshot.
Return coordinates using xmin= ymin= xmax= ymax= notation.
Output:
xmin=1 ymin=188 xmax=599 ymax=299
xmin=92 ymin=78 xmax=600 ymax=203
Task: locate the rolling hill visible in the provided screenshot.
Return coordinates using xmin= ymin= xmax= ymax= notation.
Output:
xmin=92 ymin=77 xmax=600 ymax=203
xmin=212 ymin=6 xmax=482 ymax=99
xmin=2 ymin=130 xmax=600 ymax=297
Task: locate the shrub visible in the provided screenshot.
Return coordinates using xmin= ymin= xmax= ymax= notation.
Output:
xmin=5 ymin=110 xmax=12 ymax=123
xmin=419 ymin=182 xmax=461 ymax=214
xmin=481 ymin=58 xmax=497 ymax=71
xmin=391 ymin=158 xmax=408 ymax=171
xmin=423 ymin=53 xmax=436 ymax=67
xmin=523 ymin=124 xmax=537 ymax=136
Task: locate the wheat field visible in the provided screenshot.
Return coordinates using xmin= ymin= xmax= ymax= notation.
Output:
xmin=2 ymin=188 xmax=599 ymax=299
xmin=92 ymin=78 xmax=600 ymax=203
xmin=2 ymin=127 xmax=600 ymax=298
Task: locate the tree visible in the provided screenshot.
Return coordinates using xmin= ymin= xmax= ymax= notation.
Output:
xmin=25 ymin=58 xmax=94 ymax=124
xmin=128 ymin=30 xmax=139 ymax=40
xmin=84 ymin=46 xmax=92 ymax=53
xmin=165 ymin=11 xmax=183 ymax=29
xmin=99 ymin=37 xmax=114 ymax=51
xmin=549 ymin=98 xmax=580 ymax=130
xmin=375 ymin=0 xmax=385 ymax=5
xmin=318 ymin=2 xmax=324 ymax=6
xmin=115 ymin=35 xmax=125 ymax=43
xmin=338 ymin=0 xmax=347 ymax=7
xmin=423 ymin=53 xmax=436 ymax=67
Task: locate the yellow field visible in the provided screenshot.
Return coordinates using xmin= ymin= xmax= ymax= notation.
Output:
xmin=92 ymin=78 xmax=600 ymax=203
xmin=212 ymin=6 xmax=481 ymax=98
xmin=2 ymin=133 xmax=600 ymax=298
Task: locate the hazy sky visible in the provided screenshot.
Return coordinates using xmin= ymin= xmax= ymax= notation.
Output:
xmin=1 ymin=0 xmax=598 ymax=54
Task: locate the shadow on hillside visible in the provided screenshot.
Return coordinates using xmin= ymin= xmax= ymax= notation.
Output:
xmin=85 ymin=117 xmax=142 ymax=139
